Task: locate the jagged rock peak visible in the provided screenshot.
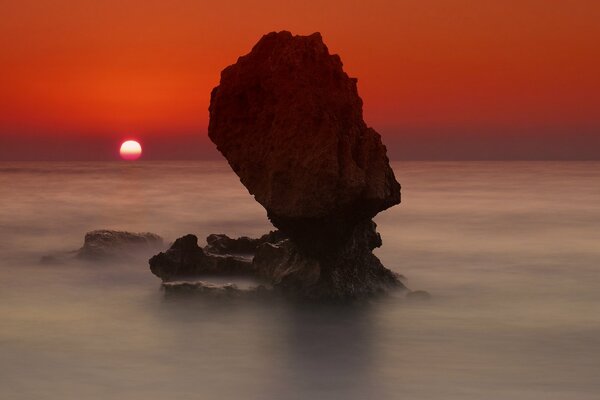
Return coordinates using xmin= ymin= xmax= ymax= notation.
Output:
xmin=209 ymin=31 xmax=400 ymax=243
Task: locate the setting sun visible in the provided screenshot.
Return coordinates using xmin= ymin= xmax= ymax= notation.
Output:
xmin=119 ymin=140 xmax=142 ymax=160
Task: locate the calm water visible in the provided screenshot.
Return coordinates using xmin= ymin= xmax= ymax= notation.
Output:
xmin=1 ymin=161 xmax=599 ymax=399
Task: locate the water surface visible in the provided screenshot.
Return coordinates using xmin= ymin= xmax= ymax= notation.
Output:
xmin=1 ymin=161 xmax=599 ymax=399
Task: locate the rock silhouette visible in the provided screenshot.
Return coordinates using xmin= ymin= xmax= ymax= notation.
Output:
xmin=149 ymin=232 xmax=283 ymax=281
xmin=252 ymin=221 xmax=402 ymax=299
xmin=149 ymin=228 xmax=403 ymax=299
xmin=209 ymin=31 xmax=400 ymax=251
xmin=149 ymin=233 xmax=279 ymax=297
xmin=204 ymin=31 xmax=405 ymax=299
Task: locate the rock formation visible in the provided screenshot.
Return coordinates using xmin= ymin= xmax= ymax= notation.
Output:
xmin=78 ymin=230 xmax=163 ymax=260
xmin=149 ymin=230 xmax=286 ymax=281
xmin=41 ymin=229 xmax=164 ymax=264
xmin=209 ymin=31 xmax=400 ymax=251
xmin=150 ymin=234 xmax=256 ymax=281
xmin=204 ymin=31 xmax=404 ymax=299
xmin=252 ymin=221 xmax=401 ymax=299
xmin=150 ymin=233 xmax=281 ymax=297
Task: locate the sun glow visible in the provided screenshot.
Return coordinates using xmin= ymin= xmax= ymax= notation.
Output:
xmin=119 ymin=140 xmax=142 ymax=160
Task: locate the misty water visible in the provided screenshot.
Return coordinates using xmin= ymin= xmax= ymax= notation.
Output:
xmin=1 ymin=161 xmax=599 ymax=400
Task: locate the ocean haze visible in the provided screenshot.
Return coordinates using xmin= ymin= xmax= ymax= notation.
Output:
xmin=2 ymin=129 xmax=600 ymax=161
xmin=1 ymin=161 xmax=599 ymax=399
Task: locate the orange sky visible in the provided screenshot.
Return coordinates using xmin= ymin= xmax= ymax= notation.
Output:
xmin=1 ymin=0 xmax=599 ymax=160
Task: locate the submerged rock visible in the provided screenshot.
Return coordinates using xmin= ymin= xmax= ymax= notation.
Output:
xmin=78 ymin=230 xmax=163 ymax=260
xmin=406 ymin=290 xmax=432 ymax=301
xmin=40 ymin=253 xmax=75 ymax=265
xmin=162 ymin=280 xmax=272 ymax=298
xmin=202 ymin=31 xmax=405 ymax=299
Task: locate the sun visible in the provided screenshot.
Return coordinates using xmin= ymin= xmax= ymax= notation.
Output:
xmin=119 ymin=140 xmax=142 ymax=161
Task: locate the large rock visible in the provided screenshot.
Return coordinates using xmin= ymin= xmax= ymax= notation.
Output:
xmin=159 ymin=31 xmax=405 ymax=299
xmin=208 ymin=31 xmax=400 ymax=249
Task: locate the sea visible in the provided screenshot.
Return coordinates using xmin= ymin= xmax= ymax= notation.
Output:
xmin=1 ymin=161 xmax=599 ymax=400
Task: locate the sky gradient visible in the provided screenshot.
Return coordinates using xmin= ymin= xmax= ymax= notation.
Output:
xmin=1 ymin=0 xmax=599 ymax=160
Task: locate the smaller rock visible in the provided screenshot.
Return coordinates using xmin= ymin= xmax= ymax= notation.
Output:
xmin=149 ymin=228 xmax=406 ymax=300
xmin=406 ymin=290 xmax=432 ymax=301
xmin=77 ymin=229 xmax=164 ymax=260
xmin=149 ymin=234 xmax=254 ymax=281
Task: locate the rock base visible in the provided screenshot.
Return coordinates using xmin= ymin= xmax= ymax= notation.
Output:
xmin=162 ymin=281 xmax=273 ymax=299
xmin=149 ymin=222 xmax=406 ymax=301
xmin=253 ymin=220 xmax=405 ymax=300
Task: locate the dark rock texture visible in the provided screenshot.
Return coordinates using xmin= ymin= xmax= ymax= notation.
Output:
xmin=208 ymin=31 xmax=400 ymax=250
xmin=162 ymin=281 xmax=271 ymax=299
xmin=204 ymin=231 xmax=285 ymax=255
xmin=149 ymin=234 xmax=254 ymax=281
xmin=77 ymin=230 xmax=164 ymax=260
xmin=152 ymin=31 xmax=404 ymax=299
xmin=253 ymin=221 xmax=401 ymax=299
xmin=149 ymin=227 xmax=403 ymax=300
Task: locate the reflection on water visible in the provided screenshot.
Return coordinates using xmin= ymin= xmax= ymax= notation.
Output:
xmin=1 ymin=161 xmax=600 ymax=399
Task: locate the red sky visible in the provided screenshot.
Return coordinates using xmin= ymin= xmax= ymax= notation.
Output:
xmin=1 ymin=0 xmax=599 ymax=160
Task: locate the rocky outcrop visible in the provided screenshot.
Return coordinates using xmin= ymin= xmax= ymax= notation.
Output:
xmin=149 ymin=234 xmax=254 ymax=281
xmin=77 ymin=230 xmax=163 ymax=260
xmin=162 ymin=281 xmax=272 ymax=299
xmin=253 ymin=221 xmax=400 ymax=299
xmin=203 ymin=31 xmax=404 ymax=299
xmin=208 ymin=31 xmax=400 ymax=252
xmin=150 ymin=227 xmax=404 ymax=300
